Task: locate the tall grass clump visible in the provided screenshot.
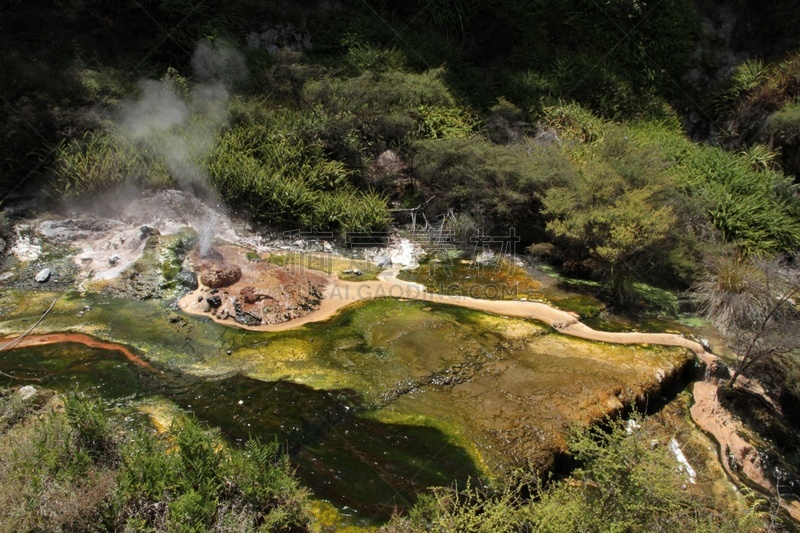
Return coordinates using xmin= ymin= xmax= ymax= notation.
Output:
xmin=671 ymin=145 xmax=800 ymax=255
xmin=50 ymin=130 xmax=172 ymax=198
xmin=208 ymin=121 xmax=390 ymax=232
xmin=116 ymin=415 xmax=311 ymax=531
xmin=625 ymin=119 xmax=800 ymax=256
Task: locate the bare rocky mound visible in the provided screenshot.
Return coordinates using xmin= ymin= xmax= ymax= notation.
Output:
xmin=186 ymin=246 xmax=329 ymax=326
xmin=199 ymin=264 xmax=242 ymax=288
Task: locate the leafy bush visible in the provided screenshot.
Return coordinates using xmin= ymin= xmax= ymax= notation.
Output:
xmin=714 ymin=52 xmax=800 ymax=149
xmin=541 ymin=130 xmax=681 ymax=303
xmin=410 ymin=136 xmax=578 ymax=241
xmin=117 ymin=415 xmax=312 ymax=531
xmin=671 ymin=144 xmax=800 ymax=255
xmin=382 ymin=413 xmax=765 ymax=532
xmin=508 ymin=119 xmax=702 ymax=297
xmin=310 ymin=0 xmax=699 ymax=114
xmin=302 ymin=68 xmax=466 ymax=164
xmin=0 ymin=389 xmax=312 ymax=531
xmin=341 ymin=34 xmax=408 ymax=75
xmin=526 ymin=415 xmax=765 ymax=532
xmin=766 ymin=102 xmax=800 ymax=143
xmin=0 ymin=392 xmax=118 ymax=531
xmin=65 ymin=392 xmax=117 ymax=463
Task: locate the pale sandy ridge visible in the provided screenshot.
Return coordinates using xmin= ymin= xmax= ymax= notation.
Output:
xmin=179 ymin=266 xmax=800 ymax=519
xmin=177 ymin=269 xmax=713 ymax=364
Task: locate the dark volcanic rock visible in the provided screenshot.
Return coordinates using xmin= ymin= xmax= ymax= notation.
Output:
xmin=176 ymin=270 xmax=199 ymax=290
xmin=206 ymin=295 xmax=222 ymax=308
xmin=200 ymin=264 xmax=242 ymax=288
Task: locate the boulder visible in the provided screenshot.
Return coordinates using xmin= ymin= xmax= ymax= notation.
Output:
xmin=176 ymin=270 xmax=199 ymax=290
xmin=200 ymin=264 xmax=242 ymax=288
xmin=706 ymin=359 xmax=731 ymax=382
xmin=206 ymin=295 xmax=222 ymax=308
xmin=139 ymin=225 xmax=158 ymax=240
xmin=34 ymin=268 xmax=51 ymax=283
xmin=18 ymin=385 xmax=37 ymax=400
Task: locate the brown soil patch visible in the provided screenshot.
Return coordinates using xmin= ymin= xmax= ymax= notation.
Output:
xmin=184 ymin=246 xmax=329 ymax=326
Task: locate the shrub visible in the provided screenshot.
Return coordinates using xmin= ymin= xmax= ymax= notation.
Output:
xmin=671 ymin=145 xmax=800 ymax=255
xmin=341 ymin=33 xmax=408 ymax=75
xmin=766 ymin=102 xmax=800 ymax=144
xmin=117 ymin=415 xmax=312 ymax=531
xmin=302 ymin=67 xmax=465 ymax=163
xmin=65 ymin=392 xmax=117 ymax=463
xmin=0 ymin=392 xmax=118 ymax=531
xmin=1 ymin=389 xmax=313 ymax=531
xmin=410 ymin=136 xmax=578 ymax=241
xmin=382 ymin=413 xmax=764 ymax=532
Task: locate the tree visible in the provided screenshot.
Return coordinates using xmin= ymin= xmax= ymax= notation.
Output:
xmin=693 ymin=254 xmax=800 ymax=386
xmin=541 ymin=130 xmax=680 ymax=305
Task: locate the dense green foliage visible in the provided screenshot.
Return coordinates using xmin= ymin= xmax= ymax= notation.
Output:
xmin=208 ymin=119 xmax=391 ymax=231
xmin=312 ymin=0 xmax=700 ymax=115
xmin=380 ymin=414 xmax=764 ymax=532
xmin=6 ymin=0 xmax=800 ymax=296
xmin=4 ymin=2 xmax=800 ymax=530
xmin=666 ymin=139 xmax=800 ymax=256
xmin=51 ymin=131 xmax=173 ymax=198
xmin=0 ymin=390 xmax=311 ymax=531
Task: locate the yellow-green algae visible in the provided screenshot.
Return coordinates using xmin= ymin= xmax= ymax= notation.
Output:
xmin=397 ymin=257 xmax=608 ymax=317
xmin=268 ymin=252 xmax=382 ymax=281
xmin=0 ymin=258 xmax=696 ymax=526
xmin=0 ymin=290 xmax=692 ymax=476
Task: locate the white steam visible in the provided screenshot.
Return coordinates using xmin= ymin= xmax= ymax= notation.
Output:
xmin=115 ymin=42 xmax=246 ymax=256
xmin=116 ymin=41 xmax=246 ymax=192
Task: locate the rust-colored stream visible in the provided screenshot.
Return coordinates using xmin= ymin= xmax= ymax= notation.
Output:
xmin=0 ymin=333 xmax=159 ymax=373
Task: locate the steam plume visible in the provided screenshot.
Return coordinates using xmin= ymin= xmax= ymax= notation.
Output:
xmin=116 ymin=41 xmax=246 ymax=193
xmin=115 ymin=41 xmax=246 ymax=255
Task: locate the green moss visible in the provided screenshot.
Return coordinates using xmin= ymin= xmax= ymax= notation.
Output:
xmin=398 ymin=258 xmax=542 ymax=300
xmin=267 ymin=252 xmax=382 ymax=281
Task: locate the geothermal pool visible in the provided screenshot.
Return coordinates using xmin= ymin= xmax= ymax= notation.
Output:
xmin=0 ymin=196 xmax=715 ymax=525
